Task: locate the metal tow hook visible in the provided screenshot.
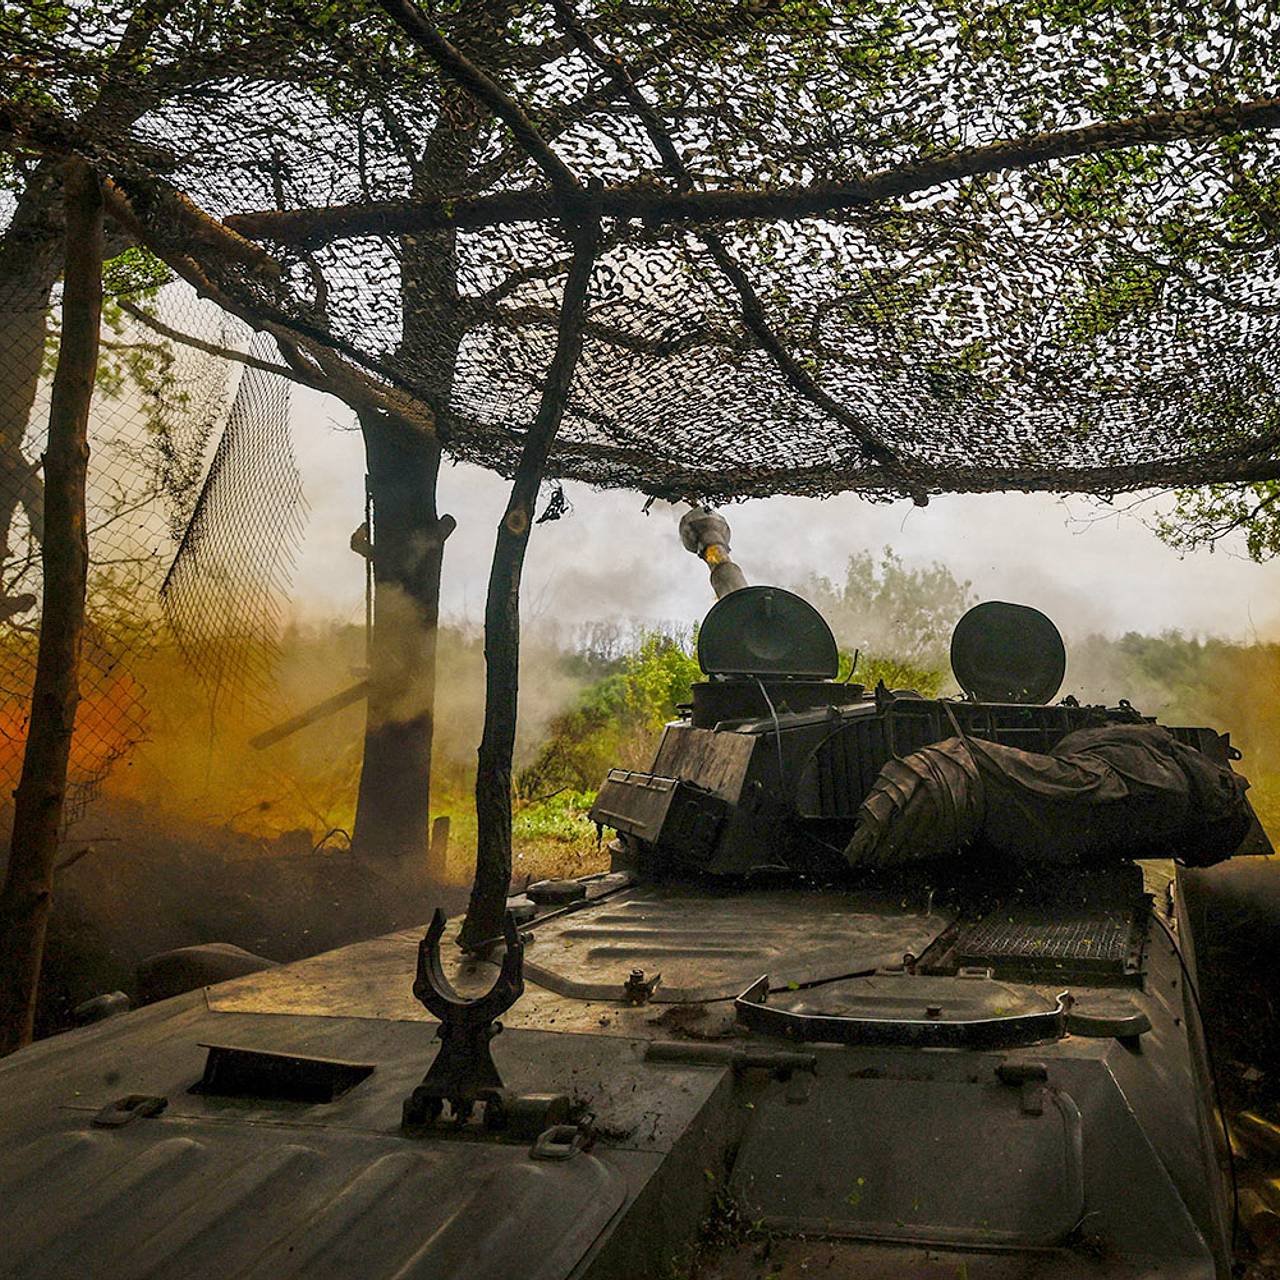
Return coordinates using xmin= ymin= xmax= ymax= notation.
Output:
xmin=402 ymin=908 xmax=525 ymax=1130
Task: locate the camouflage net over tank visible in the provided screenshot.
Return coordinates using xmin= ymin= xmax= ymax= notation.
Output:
xmin=2 ymin=0 xmax=1280 ymax=511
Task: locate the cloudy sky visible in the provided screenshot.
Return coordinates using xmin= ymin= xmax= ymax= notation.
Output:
xmin=287 ymin=386 xmax=1280 ymax=645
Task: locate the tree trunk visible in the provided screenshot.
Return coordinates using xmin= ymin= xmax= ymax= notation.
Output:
xmin=460 ymin=221 xmax=597 ymax=950
xmin=351 ymin=412 xmax=451 ymax=860
xmin=0 ymin=160 xmax=102 ymax=1055
xmin=349 ymin=81 xmax=478 ymax=863
xmin=0 ymin=159 xmax=69 ymax=611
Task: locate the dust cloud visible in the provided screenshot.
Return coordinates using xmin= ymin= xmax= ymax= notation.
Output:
xmin=98 ymin=615 xmax=595 ymax=857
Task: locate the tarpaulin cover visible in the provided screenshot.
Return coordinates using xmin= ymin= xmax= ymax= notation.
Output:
xmin=845 ymin=724 xmax=1253 ymax=870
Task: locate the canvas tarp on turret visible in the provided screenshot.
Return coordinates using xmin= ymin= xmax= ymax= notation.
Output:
xmin=845 ymin=724 xmax=1256 ymax=871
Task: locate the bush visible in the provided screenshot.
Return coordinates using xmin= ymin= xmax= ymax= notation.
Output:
xmin=802 ymin=548 xmax=974 ymax=671
xmin=842 ymin=650 xmax=947 ymax=698
xmin=517 ymin=631 xmax=700 ymax=797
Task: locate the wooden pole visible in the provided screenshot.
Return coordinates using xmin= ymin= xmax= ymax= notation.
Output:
xmin=459 ymin=217 xmax=598 ymax=950
xmin=0 ymin=159 xmax=101 ymax=1055
xmin=248 ymin=680 xmax=371 ymax=751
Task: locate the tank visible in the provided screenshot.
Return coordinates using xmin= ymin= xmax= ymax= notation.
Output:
xmin=0 ymin=529 xmax=1272 ymax=1280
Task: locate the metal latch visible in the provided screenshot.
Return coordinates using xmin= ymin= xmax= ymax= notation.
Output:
xmin=645 ymin=1041 xmax=816 ymax=1080
xmin=996 ymin=1061 xmax=1049 ymax=1116
xmin=529 ymin=1124 xmax=589 ymax=1162
xmin=623 ymin=969 xmax=661 ymax=1005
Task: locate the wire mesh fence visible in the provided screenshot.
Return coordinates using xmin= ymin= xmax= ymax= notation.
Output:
xmin=0 ymin=260 xmax=303 ymax=821
xmin=160 ymin=333 xmax=307 ymax=718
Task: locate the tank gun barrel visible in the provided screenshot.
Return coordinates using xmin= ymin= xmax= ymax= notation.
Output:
xmin=679 ymin=505 xmax=747 ymax=599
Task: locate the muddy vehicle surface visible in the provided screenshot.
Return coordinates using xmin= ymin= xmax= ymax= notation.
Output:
xmin=0 ymin=528 xmax=1270 ymax=1279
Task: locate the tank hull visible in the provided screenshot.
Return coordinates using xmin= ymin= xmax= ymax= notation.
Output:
xmin=0 ymin=864 xmax=1231 ymax=1279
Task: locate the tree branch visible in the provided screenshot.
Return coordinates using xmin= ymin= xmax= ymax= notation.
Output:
xmin=471 ymin=230 xmax=621 ymax=305
xmin=99 ymin=175 xmax=441 ymax=441
xmin=461 ymin=210 xmax=599 ymax=950
xmin=549 ymin=0 xmax=923 ymax=499
xmin=462 ymin=32 xmax=685 ymax=195
xmin=1131 ymin=249 xmax=1280 ymax=317
xmin=114 ymin=298 xmax=325 ymax=386
xmin=374 ymin=0 xmax=584 ymax=207
xmin=221 ymin=96 xmax=1280 ymax=247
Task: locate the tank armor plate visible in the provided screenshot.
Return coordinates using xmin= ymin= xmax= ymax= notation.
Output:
xmin=522 ymin=885 xmax=952 ymax=1002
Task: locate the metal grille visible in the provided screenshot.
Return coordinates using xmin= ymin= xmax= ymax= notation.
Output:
xmin=956 ymin=911 xmax=1140 ymax=974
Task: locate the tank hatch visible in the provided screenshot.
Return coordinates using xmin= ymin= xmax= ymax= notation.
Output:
xmin=950 ymin=600 xmax=1067 ymax=704
xmin=697 ymin=586 xmax=838 ymax=679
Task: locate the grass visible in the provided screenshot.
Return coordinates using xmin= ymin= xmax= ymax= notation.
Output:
xmin=431 ymin=785 xmax=607 ymax=885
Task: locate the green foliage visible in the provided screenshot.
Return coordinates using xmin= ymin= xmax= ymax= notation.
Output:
xmin=513 ymin=788 xmax=597 ymax=844
xmin=1063 ymin=260 xmax=1162 ymax=342
xmin=622 ymin=631 xmax=703 ymax=730
xmin=1155 ymin=483 xmax=1280 ymax=564
xmin=43 ymin=250 xmax=172 ymax=402
xmin=840 ymin=650 xmax=947 ymax=698
xmin=801 ymin=547 xmax=974 ymax=671
xmin=101 ymin=247 xmax=172 ymax=297
xmin=40 ymin=257 xmax=190 ymax=479
xmin=517 ymin=631 xmax=700 ymax=798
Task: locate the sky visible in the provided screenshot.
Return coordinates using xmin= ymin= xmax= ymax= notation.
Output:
xmin=287 ymin=386 xmax=1280 ymax=646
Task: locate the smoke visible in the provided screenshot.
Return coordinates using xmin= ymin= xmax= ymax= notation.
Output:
xmin=100 ymin=624 xmax=366 ymax=843
xmin=525 ymin=554 xmax=678 ymax=622
xmin=1063 ymin=632 xmax=1280 ymax=838
xmin=90 ymin=494 xmax=1280 ymax=863
xmin=96 ymin=613 xmax=599 ymax=861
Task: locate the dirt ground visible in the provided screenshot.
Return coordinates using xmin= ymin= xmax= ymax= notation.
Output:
xmin=7 ymin=795 xmax=466 ymax=1037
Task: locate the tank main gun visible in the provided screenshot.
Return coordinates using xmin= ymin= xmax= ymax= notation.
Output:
xmin=678 ymin=505 xmax=747 ymax=599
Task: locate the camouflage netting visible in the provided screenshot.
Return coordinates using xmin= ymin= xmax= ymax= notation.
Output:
xmin=3 ymin=0 xmax=1280 ymax=509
